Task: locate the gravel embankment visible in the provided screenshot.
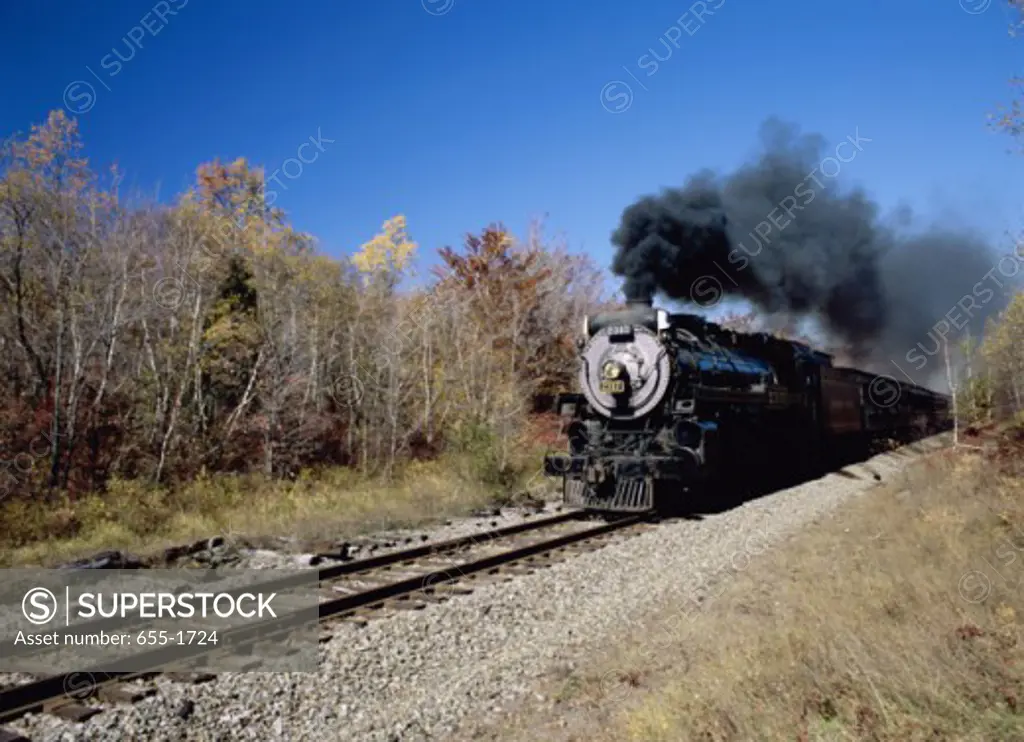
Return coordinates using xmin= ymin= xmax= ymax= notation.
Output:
xmin=5 ymin=437 xmax=947 ymax=742
xmin=0 ymin=502 xmax=566 ymax=690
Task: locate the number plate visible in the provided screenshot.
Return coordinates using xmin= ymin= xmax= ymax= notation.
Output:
xmin=599 ymin=380 xmax=625 ymax=394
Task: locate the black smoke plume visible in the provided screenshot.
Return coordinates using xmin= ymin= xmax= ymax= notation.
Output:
xmin=611 ymin=119 xmax=1015 ymax=379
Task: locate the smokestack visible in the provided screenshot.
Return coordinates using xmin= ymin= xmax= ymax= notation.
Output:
xmin=626 ymin=297 xmax=653 ymax=309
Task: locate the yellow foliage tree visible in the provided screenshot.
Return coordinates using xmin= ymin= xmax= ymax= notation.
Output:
xmin=10 ymin=110 xmax=91 ymax=196
xmin=350 ymin=215 xmax=417 ymax=279
xmin=189 ymin=157 xmax=278 ymax=227
xmin=980 ymin=290 xmax=1024 ymax=414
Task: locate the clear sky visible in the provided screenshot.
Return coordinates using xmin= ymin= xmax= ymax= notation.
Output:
xmin=1 ymin=0 xmax=1021 ymax=294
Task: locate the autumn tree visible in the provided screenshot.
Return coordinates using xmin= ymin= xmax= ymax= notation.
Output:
xmin=342 ymin=215 xmax=420 ymax=475
xmin=431 ymin=223 xmax=606 ymax=479
xmin=980 ymin=292 xmax=1024 ymax=415
xmin=436 ymin=222 xmax=604 ymax=400
xmin=980 ymin=2 xmax=1024 ymax=422
xmin=0 ymin=110 xmax=100 ymax=490
xmin=993 ymin=1 xmax=1024 ymax=147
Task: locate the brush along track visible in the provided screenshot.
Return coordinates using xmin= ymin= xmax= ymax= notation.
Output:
xmin=0 ymin=511 xmax=649 ymax=738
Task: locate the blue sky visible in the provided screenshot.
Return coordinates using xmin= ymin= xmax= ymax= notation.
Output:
xmin=1 ymin=0 xmax=1021 ymax=298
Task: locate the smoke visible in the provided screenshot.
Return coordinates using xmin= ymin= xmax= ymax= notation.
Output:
xmin=610 ymin=119 xmax=1016 ymax=381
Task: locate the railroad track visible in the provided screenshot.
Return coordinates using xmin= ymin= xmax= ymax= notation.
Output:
xmin=0 ymin=509 xmax=651 ymax=740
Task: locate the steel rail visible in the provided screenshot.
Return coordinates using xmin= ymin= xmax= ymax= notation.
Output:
xmin=0 ymin=510 xmax=582 ymax=663
xmin=0 ymin=514 xmax=643 ymax=725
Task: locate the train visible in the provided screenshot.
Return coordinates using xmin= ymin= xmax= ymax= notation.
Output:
xmin=543 ymin=297 xmax=951 ymax=512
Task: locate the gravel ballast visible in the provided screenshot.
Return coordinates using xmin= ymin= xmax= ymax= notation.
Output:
xmin=5 ymin=437 xmax=948 ymax=742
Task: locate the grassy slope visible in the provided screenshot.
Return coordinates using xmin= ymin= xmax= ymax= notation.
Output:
xmin=489 ymin=425 xmax=1024 ymax=742
xmin=0 ymin=429 xmax=561 ymax=567
xmin=619 ymin=428 xmax=1024 ymax=741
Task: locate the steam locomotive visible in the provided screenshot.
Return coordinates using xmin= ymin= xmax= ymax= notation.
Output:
xmin=543 ymin=298 xmax=951 ymax=512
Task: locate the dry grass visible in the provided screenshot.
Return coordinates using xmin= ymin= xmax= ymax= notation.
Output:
xmin=0 ymin=442 xmax=553 ymax=568
xmin=540 ymin=426 xmax=1024 ymax=742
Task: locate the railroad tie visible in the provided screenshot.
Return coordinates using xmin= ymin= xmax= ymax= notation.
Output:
xmin=97 ymin=686 xmax=156 ymax=704
xmin=328 ymin=584 xmax=363 ymax=595
xmin=336 ymin=615 xmax=369 ymax=627
xmin=204 ymin=657 xmax=263 ymax=673
xmin=410 ymin=559 xmax=475 ymax=572
xmin=429 ymin=584 xmax=474 ymax=596
xmin=383 ymin=598 xmax=427 ymax=611
xmin=412 ymin=591 xmax=447 ymax=603
xmin=47 ymin=703 xmax=102 ymax=723
xmin=370 ymin=569 xmax=435 ymax=582
xmin=164 ymin=672 xmax=216 ymax=684
xmin=0 ymin=727 xmax=30 ymax=742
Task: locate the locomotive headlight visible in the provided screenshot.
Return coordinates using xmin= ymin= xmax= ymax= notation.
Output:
xmin=598 ymin=360 xmax=628 ymax=397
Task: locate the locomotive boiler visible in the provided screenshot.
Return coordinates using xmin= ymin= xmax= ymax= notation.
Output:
xmin=543 ymin=298 xmax=950 ymax=512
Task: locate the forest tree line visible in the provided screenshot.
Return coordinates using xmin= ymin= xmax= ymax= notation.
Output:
xmin=0 ymin=111 xmax=607 ymax=503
